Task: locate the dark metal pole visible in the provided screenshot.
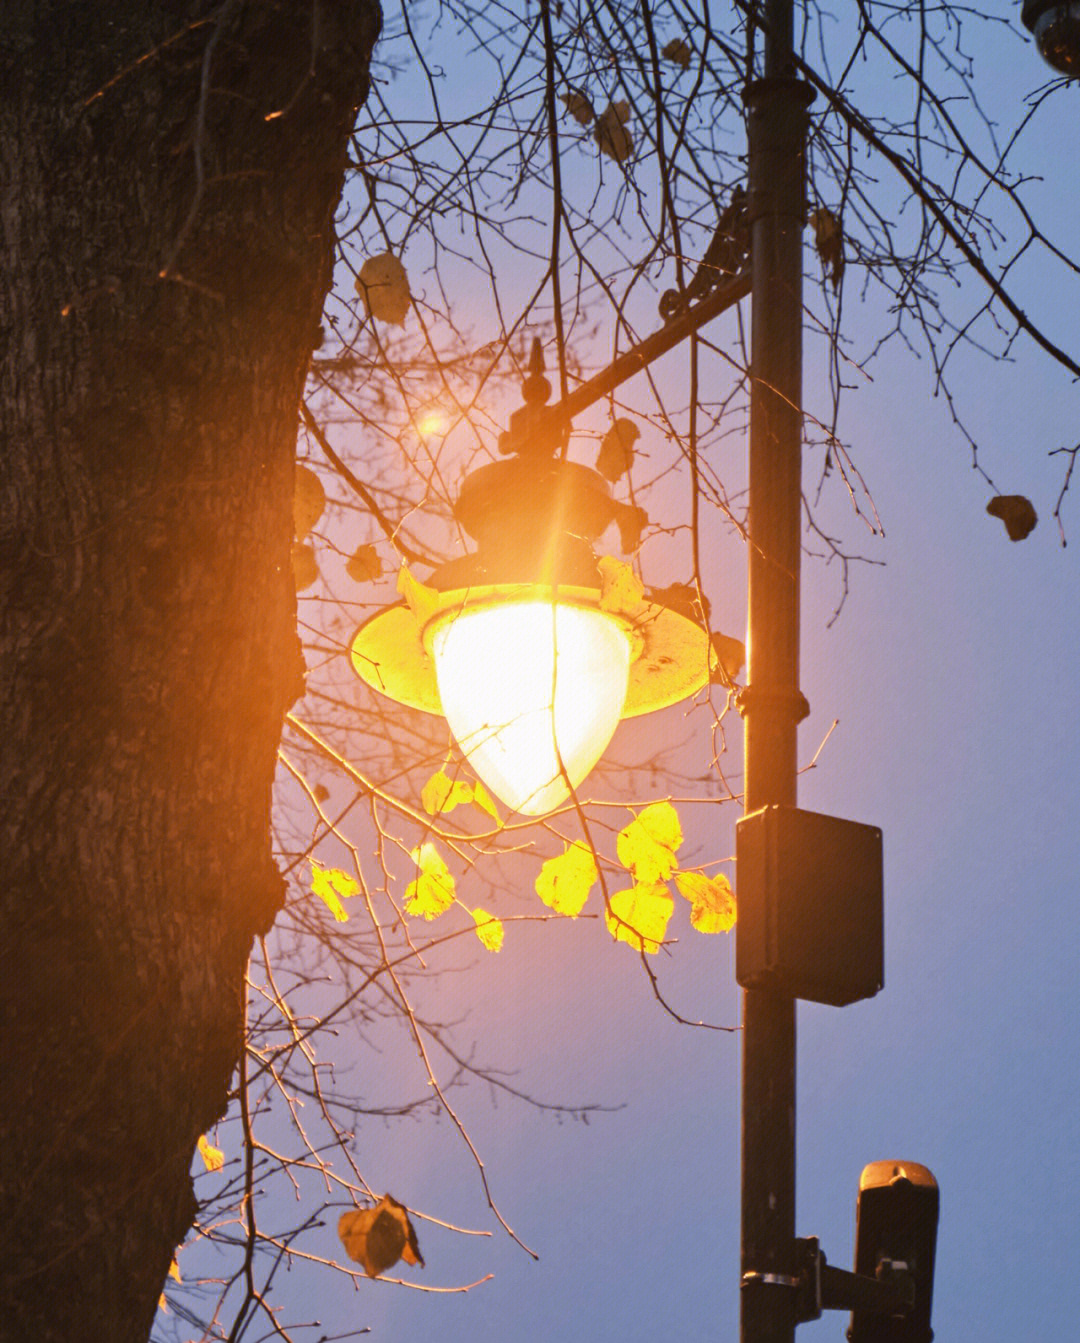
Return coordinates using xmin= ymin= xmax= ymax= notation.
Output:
xmin=739 ymin=3 xmax=812 ymax=1342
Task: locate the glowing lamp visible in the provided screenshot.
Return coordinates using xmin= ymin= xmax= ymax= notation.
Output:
xmin=428 ymin=599 xmax=633 ymax=815
xmin=349 ymin=344 xmax=739 ymax=815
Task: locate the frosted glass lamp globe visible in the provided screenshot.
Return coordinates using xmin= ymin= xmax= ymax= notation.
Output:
xmin=428 ymin=600 xmax=633 ymax=815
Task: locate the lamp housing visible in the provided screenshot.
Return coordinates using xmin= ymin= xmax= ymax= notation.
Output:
xmin=350 ymin=453 xmax=725 ymax=814
xmin=849 ymin=1162 xmax=939 ymax=1343
xmin=1022 ymin=0 xmax=1080 ymax=74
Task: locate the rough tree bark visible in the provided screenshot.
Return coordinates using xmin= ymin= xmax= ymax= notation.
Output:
xmin=0 ymin=4 xmax=381 ymax=1339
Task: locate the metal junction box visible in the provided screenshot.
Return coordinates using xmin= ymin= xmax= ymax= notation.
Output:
xmin=735 ymin=806 xmax=883 ymax=1006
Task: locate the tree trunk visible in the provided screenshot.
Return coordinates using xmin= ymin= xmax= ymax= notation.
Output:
xmin=0 ymin=4 xmax=380 ymax=1339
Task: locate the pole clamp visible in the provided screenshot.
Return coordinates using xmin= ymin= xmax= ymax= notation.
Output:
xmin=736 ymin=683 xmax=811 ymax=723
xmin=740 ymin=1271 xmax=801 ymax=1290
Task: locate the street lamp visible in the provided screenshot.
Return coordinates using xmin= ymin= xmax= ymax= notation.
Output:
xmin=1022 ymin=0 xmax=1080 ymax=73
xmin=350 ymin=4 xmax=940 ymax=1335
xmin=349 ymin=341 xmax=726 ymax=815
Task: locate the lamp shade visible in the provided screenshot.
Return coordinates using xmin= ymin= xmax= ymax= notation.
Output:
xmin=428 ymin=600 xmax=633 ymax=815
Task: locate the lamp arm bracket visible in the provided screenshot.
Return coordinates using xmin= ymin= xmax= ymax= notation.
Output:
xmin=659 ymin=185 xmax=749 ymax=322
xmin=790 ymin=1236 xmax=916 ymax=1325
xmin=498 ymin=268 xmax=751 ymax=458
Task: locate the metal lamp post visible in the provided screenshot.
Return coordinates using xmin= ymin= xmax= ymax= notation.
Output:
xmin=737 ymin=9 xmax=939 ymax=1343
xmin=737 ymin=4 xmax=810 ymax=1334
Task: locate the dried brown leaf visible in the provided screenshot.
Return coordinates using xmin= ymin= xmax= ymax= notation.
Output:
xmin=662 ymin=38 xmax=692 ymax=69
xmin=595 ymin=102 xmax=633 ymax=163
xmin=294 ymin=465 xmax=326 ymax=539
xmin=346 ymin=543 xmax=382 ymax=583
xmin=338 ymin=1195 xmax=424 ymax=1278
xmin=356 ymin=252 xmax=411 ymax=325
xmin=596 ymin=417 xmax=640 ymax=482
xmin=986 ymin=494 xmax=1037 ymax=541
xmin=291 ymin=542 xmax=318 ymax=592
xmin=560 ymin=89 xmax=595 ymax=125
xmin=809 ymin=207 xmax=844 ymax=290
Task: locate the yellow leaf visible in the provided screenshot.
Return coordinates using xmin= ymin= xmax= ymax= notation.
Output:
xmin=310 ymin=860 xmax=359 ymax=922
xmin=673 ymin=869 xmax=736 ymax=934
xmin=346 ymin=543 xmax=383 ymax=583
xmin=471 ymin=780 xmax=501 ymax=823
xmin=167 ymin=1256 xmax=182 ymax=1283
xmin=616 ymin=801 xmax=683 ymax=884
xmin=404 ymin=843 xmax=455 ymax=919
xmin=421 ymin=769 xmax=474 ymax=816
xmin=197 ymin=1133 xmax=224 ymax=1173
xmin=594 ymin=101 xmax=634 ymax=163
xmin=604 ymin=883 xmax=674 ymax=954
xmin=396 ymin=564 xmax=440 ymax=628
xmin=356 ymin=252 xmax=411 ymax=325
xmin=535 ymin=841 xmax=598 ymax=917
xmin=597 ymin=554 xmax=645 ymax=617
xmin=291 ymin=541 xmax=318 ymax=592
xmin=294 ymin=464 xmax=326 ymax=539
xmin=472 ymin=907 xmax=505 ymax=952
xmin=338 ymin=1195 xmax=425 ymax=1278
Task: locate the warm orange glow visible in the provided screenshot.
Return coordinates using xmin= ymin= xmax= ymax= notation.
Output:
xmin=416 ymin=409 xmax=446 ymax=437
xmin=428 ymin=600 xmax=633 ymax=814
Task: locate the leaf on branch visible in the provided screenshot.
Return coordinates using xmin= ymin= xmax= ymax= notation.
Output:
xmin=397 ymin=563 xmax=440 ymax=627
xmin=471 ymin=781 xmax=501 ymax=822
xmin=535 ymin=840 xmax=598 ymax=917
xmin=310 ymin=860 xmax=360 ymax=922
xmin=472 ymin=907 xmax=505 ymax=952
xmin=662 ymin=38 xmax=692 ymax=69
xmin=356 ymin=252 xmax=412 ymax=326
xmin=809 ymin=208 xmax=844 ymax=290
xmin=197 ymin=1134 xmax=224 ymax=1173
xmin=709 ymin=631 xmax=746 ymax=685
xmin=561 ymin=89 xmax=595 ymax=125
xmin=604 ymin=883 xmax=674 ymax=954
xmin=291 ymin=541 xmax=318 ymax=593
xmin=597 ymin=555 xmax=645 ymax=616
xmin=405 ymin=843 xmax=456 ymax=919
xmin=594 ymin=102 xmax=633 ymax=164
xmin=421 ymin=769 xmax=474 ymax=816
xmin=986 ymin=494 xmax=1037 ymax=541
xmin=673 ymin=870 xmax=736 ymax=934
xmin=338 ymin=1195 xmax=424 ymax=1278
xmin=616 ymin=801 xmax=683 ymax=884
xmin=649 ymin=580 xmax=706 ymax=621
xmin=596 ymin=417 xmax=641 ymax=482
xmin=294 ymin=464 xmax=326 ymax=539
xmin=613 ymin=501 xmax=649 ymax=554
xmin=346 ymin=543 xmax=383 ymax=583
